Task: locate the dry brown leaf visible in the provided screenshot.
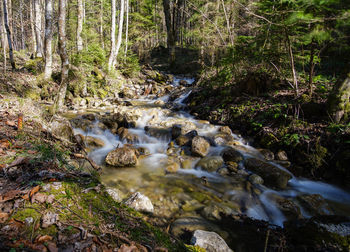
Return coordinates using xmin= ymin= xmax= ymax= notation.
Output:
xmin=22 ymin=193 xmax=30 ymax=201
xmin=0 ymin=212 xmax=9 ymax=223
xmin=30 ymin=185 xmax=40 ymax=198
xmin=46 ymin=242 xmax=58 ymax=252
xmin=8 ymin=218 xmax=24 ymax=231
xmin=36 ymin=235 xmax=53 ymax=243
xmin=0 ymin=190 xmax=21 ymax=202
xmin=118 ymin=244 xmax=140 ymax=252
xmin=27 ymin=150 xmax=37 ymax=154
xmin=0 ymin=139 xmax=11 ymax=149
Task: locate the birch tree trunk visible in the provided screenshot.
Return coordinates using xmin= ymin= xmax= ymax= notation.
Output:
xmin=108 ymin=0 xmax=116 ymax=69
xmin=114 ymin=0 xmax=125 ymax=66
xmin=3 ymin=0 xmax=15 ymax=70
xmin=124 ymin=0 xmax=129 ymax=57
xmin=0 ymin=0 xmax=7 ymax=74
xmin=77 ymin=0 xmax=83 ymax=52
xmin=54 ymin=0 xmax=69 ymax=113
xmin=44 ymin=0 xmax=53 ymax=79
xmin=30 ymin=0 xmax=37 ymax=55
xmin=34 ymin=0 xmax=43 ymax=57
xmin=19 ymin=0 xmax=25 ymax=50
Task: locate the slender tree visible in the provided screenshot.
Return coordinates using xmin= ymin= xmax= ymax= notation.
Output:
xmin=44 ymin=0 xmax=53 ymax=79
xmin=2 ymin=0 xmax=15 ymax=70
xmin=54 ymin=0 xmax=69 ymax=113
xmin=0 ymin=0 xmax=7 ymax=74
xmin=34 ymin=0 xmax=43 ymax=57
xmin=30 ymin=0 xmax=37 ymax=55
xmin=108 ymin=0 xmax=116 ymax=69
xmin=114 ymin=0 xmax=125 ymax=65
xmin=77 ymin=0 xmax=83 ymax=52
xmin=124 ymin=0 xmax=129 ymax=57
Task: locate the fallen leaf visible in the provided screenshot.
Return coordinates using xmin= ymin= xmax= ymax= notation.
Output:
xmin=118 ymin=244 xmax=139 ymax=252
xmin=27 ymin=150 xmax=37 ymax=154
xmin=30 ymin=185 xmax=40 ymax=198
xmin=6 ymin=120 xmax=16 ymax=127
xmin=0 ymin=139 xmax=11 ymax=149
xmin=8 ymin=218 xmax=24 ymax=231
xmin=22 ymin=193 xmax=30 ymax=201
xmin=0 ymin=190 xmax=21 ymax=202
xmin=0 ymin=212 xmax=9 ymax=223
xmin=36 ymin=235 xmax=53 ymax=243
xmin=46 ymin=242 xmax=58 ymax=252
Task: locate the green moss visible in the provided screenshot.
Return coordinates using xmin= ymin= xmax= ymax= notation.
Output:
xmin=24 ymin=88 xmax=41 ymax=101
xmin=24 ymin=58 xmax=44 ymax=74
xmin=185 ymin=245 xmax=206 ymax=252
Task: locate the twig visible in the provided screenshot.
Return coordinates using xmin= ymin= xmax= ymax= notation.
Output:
xmin=72 ymin=153 xmax=101 ymax=171
xmin=264 ymin=229 xmax=270 ymax=252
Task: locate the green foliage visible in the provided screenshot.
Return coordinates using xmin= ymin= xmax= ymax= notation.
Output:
xmin=118 ymin=52 xmax=141 ymax=78
xmin=72 ymin=43 xmax=106 ymax=68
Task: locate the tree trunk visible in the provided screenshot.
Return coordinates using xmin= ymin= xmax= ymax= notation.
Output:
xmin=44 ymin=0 xmax=53 ymax=79
xmin=30 ymin=0 xmax=37 ymax=55
xmin=77 ymin=0 xmax=83 ymax=52
xmin=308 ymin=43 xmax=315 ymax=96
xmin=108 ymin=0 xmax=116 ymax=69
xmin=19 ymin=0 xmax=25 ymax=50
xmin=2 ymin=0 xmax=15 ymax=70
xmin=0 ymin=0 xmax=6 ymax=75
xmin=114 ymin=0 xmax=125 ymax=65
xmin=285 ymin=31 xmax=298 ymax=97
xmin=124 ymin=0 xmax=129 ymax=57
xmin=163 ymin=0 xmax=175 ymax=63
xmin=34 ymin=0 xmax=43 ymax=57
xmin=327 ymin=73 xmax=350 ymax=123
xmin=54 ymin=0 xmax=69 ymax=113
xmin=100 ymin=0 xmax=104 ymax=49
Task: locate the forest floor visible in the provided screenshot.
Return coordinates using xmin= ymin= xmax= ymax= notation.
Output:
xmin=0 ymin=62 xmax=185 ymax=251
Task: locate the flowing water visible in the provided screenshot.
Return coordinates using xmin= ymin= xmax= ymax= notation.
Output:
xmin=70 ymin=76 xmax=350 ymax=229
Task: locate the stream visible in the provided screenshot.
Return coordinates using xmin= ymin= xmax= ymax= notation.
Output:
xmin=69 ymin=75 xmax=350 ymax=232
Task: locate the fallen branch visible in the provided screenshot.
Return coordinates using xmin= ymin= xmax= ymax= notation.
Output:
xmin=72 ymin=153 xmax=101 ymax=171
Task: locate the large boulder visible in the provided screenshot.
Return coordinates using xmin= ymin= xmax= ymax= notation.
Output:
xmin=191 ymin=136 xmax=210 ymax=157
xmin=213 ymin=133 xmax=235 ymax=146
xmin=221 ymin=147 xmax=244 ymax=163
xmin=105 ymin=146 xmax=138 ymax=167
xmin=196 ymin=156 xmax=224 ymax=172
xmin=118 ymin=127 xmax=139 ymax=143
xmin=191 ymin=230 xmax=233 ymax=252
xmin=244 ymin=158 xmax=292 ymax=189
xmin=125 ymin=192 xmax=154 ymax=213
xmin=84 ymin=136 xmax=105 ymax=148
xmin=49 ymin=116 xmax=74 ymax=142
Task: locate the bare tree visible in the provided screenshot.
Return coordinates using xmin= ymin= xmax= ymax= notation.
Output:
xmin=77 ymin=0 xmax=83 ymax=52
xmin=30 ymin=0 xmax=37 ymax=55
xmin=54 ymin=0 xmax=69 ymax=113
xmin=108 ymin=0 xmax=116 ymax=69
xmin=34 ymin=0 xmax=43 ymax=57
xmin=2 ymin=0 xmax=15 ymax=70
xmin=0 ymin=0 xmax=7 ymax=74
xmin=44 ymin=0 xmax=53 ymax=79
xmin=114 ymin=0 xmax=125 ymax=65
xmin=124 ymin=0 xmax=129 ymax=57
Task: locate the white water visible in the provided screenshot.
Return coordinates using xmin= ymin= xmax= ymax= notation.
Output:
xmin=71 ymin=75 xmax=350 ymax=227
